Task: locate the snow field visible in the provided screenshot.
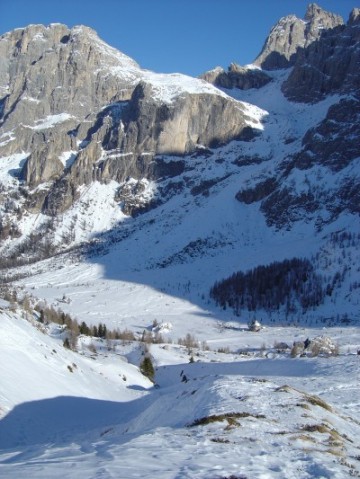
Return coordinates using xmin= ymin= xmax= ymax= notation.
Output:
xmin=1 ymin=306 xmax=360 ymax=479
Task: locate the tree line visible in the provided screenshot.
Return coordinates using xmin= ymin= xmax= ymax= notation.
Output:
xmin=210 ymin=258 xmax=326 ymax=315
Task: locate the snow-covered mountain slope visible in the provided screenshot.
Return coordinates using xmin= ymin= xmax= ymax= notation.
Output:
xmin=0 ymin=303 xmax=151 ymax=416
xmin=1 ymin=302 xmax=360 ymax=479
xmin=1 ymin=14 xmax=359 ymax=327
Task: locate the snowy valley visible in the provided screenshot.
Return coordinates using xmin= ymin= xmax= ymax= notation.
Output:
xmin=0 ymin=3 xmax=360 ymax=478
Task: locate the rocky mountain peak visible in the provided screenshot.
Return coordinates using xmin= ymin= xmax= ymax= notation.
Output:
xmin=254 ymin=14 xmax=306 ymax=70
xmin=0 ymin=22 xmax=141 ymax=130
xmin=282 ymin=5 xmax=359 ymax=103
xmin=304 ymin=3 xmax=344 ymax=41
xmin=349 ymin=8 xmax=360 ymax=26
xmin=254 ymin=3 xmax=344 ymax=70
xmin=2 ymin=23 xmax=139 ymax=70
xmin=305 ymin=2 xmax=333 ymax=21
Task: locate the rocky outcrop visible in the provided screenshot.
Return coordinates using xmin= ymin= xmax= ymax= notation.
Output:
xmin=282 ymin=8 xmax=360 ymax=102
xmin=252 ymin=3 xmax=359 ymax=103
xmin=254 ymin=3 xmax=343 ymax=70
xmin=236 ymin=178 xmax=278 ymax=204
xmin=42 ymin=178 xmax=79 ymax=216
xmin=255 ymin=14 xmax=307 ymax=70
xmin=200 ymin=63 xmax=271 ymax=90
xmin=349 ymin=7 xmax=360 ymax=26
xmin=293 ymin=96 xmax=360 ymax=171
xmin=235 ymin=93 xmax=360 ymax=229
xmin=115 ymin=179 xmax=160 ymax=217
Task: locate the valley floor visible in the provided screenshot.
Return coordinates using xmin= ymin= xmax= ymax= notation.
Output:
xmin=1 ymin=296 xmax=360 ymax=479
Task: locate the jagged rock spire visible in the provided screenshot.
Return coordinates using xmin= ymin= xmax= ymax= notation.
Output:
xmin=254 ymin=3 xmax=343 ymax=70
xmin=349 ymin=7 xmax=360 ymax=25
xmin=282 ymin=5 xmax=360 ymax=103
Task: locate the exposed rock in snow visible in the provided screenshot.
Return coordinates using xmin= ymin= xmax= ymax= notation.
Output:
xmin=200 ymin=63 xmax=272 ymax=90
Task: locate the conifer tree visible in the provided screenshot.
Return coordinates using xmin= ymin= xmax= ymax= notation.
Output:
xmin=140 ymin=356 xmax=155 ymax=382
xmin=79 ymin=321 xmax=90 ymax=335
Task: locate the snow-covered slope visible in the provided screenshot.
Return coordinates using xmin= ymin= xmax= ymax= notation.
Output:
xmin=0 ymin=304 xmax=151 ymax=417
xmin=1 ymin=302 xmax=360 ymax=478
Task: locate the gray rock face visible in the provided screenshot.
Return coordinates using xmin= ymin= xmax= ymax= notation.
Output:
xmin=67 ymin=79 xmax=250 ymax=187
xmin=200 ymin=63 xmax=272 ymax=90
xmin=282 ymin=8 xmax=360 ymax=102
xmin=0 ymin=23 xmax=141 ymax=187
xmin=255 ymin=14 xmax=307 ymax=70
xmin=0 ymin=23 xmax=254 ymax=213
xmin=0 ymin=24 xmax=139 ymax=125
xmin=254 ymin=3 xmax=343 ymax=70
xmin=69 ymin=86 xmax=250 ymax=214
xmin=120 ymin=81 xmax=249 ymax=155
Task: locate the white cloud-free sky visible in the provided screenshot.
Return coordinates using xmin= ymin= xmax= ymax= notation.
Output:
xmin=0 ymin=0 xmax=356 ymax=76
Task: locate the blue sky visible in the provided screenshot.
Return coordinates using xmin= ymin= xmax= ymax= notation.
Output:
xmin=0 ymin=0 xmax=356 ymax=76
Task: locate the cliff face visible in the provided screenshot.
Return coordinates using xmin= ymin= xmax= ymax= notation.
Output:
xmin=282 ymin=8 xmax=360 ymax=102
xmin=0 ymin=23 xmax=254 ymax=212
xmin=0 ymin=24 xmax=140 ymax=189
xmin=68 ymin=79 xmax=250 ymax=187
xmin=0 ymin=24 xmax=139 ymax=128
